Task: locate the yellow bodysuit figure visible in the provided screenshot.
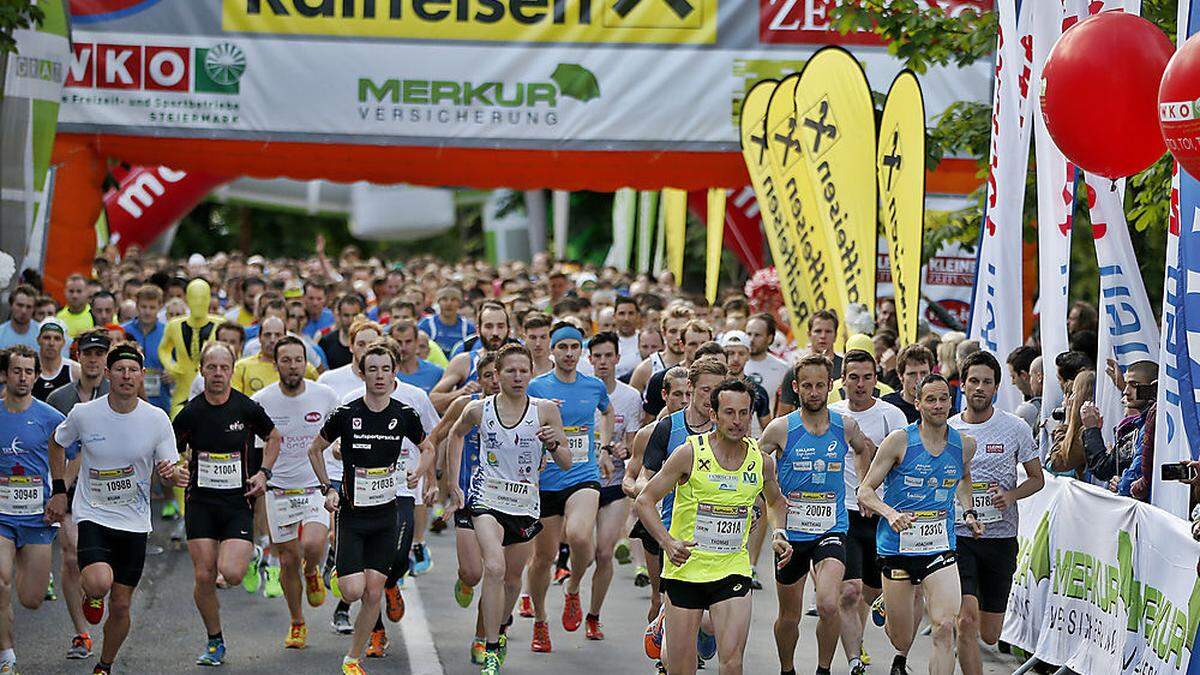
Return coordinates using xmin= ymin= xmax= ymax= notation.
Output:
xmin=159 ymin=279 xmax=221 ymax=417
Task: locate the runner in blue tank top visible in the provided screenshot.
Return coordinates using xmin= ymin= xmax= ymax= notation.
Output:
xmin=430 ymin=301 xmax=511 ymax=414
xmin=758 ymin=353 xmax=873 ymax=675
xmin=524 ymin=322 xmax=613 ymax=651
xmin=857 ymin=373 xmax=981 ymax=675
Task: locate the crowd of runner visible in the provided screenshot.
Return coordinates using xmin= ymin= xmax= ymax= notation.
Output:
xmin=3 ymin=242 xmax=1162 ymax=675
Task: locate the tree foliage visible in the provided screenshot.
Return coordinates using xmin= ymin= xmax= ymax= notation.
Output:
xmin=0 ymin=0 xmax=43 ymax=57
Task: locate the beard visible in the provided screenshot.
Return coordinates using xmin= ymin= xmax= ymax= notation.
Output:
xmin=481 ymin=333 xmax=506 ymax=350
xmin=280 ymin=373 xmax=305 ymax=390
xmin=802 ymin=399 xmax=825 ymax=413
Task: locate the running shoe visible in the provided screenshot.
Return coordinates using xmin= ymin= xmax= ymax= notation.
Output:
xmin=553 ymin=566 xmax=570 ymax=584
xmin=498 ymin=634 xmax=508 ymax=665
xmin=305 ymin=571 xmax=326 ymax=607
xmin=243 ymin=545 xmax=263 ymax=594
xmin=454 ymin=579 xmax=474 ymax=608
xmin=170 ymin=519 xmax=186 ymax=544
xmin=322 ymin=551 xmax=336 ymax=590
xmin=634 ymin=566 xmax=650 ymax=588
xmin=470 ymin=638 xmax=486 ymax=665
xmin=264 ymin=565 xmax=283 ymax=598
xmin=585 ymin=615 xmax=604 ymax=640
xmin=530 ymin=620 xmax=552 ymax=653
xmin=0 ymin=660 xmax=15 ymax=675
xmin=849 ymin=656 xmax=868 ymax=675
xmin=410 ymin=543 xmax=433 ymax=576
xmin=697 ymin=627 xmax=717 ymax=661
xmin=644 ymin=607 xmax=664 ymax=660
xmin=518 ymin=594 xmax=533 ymax=618
xmin=285 ymin=622 xmax=307 ymax=649
xmin=614 ymin=539 xmax=631 ymax=565
xmin=861 ymin=645 xmax=871 ymax=665
xmin=331 ymin=609 xmax=353 ymax=635
xmin=366 ymin=628 xmax=388 ymax=657
xmin=67 ymin=633 xmax=93 ymax=659
xmin=889 ymin=659 xmax=909 ymax=675
xmin=655 ymin=661 xmax=667 ymax=675
xmin=871 ymin=595 xmax=887 ymax=627
xmin=91 ymin=664 xmax=111 ymax=675
xmin=331 ymin=570 xmax=342 ymax=599
xmin=430 ymin=504 xmax=448 ymax=533
xmin=480 ymin=651 xmax=501 ymax=675
xmin=46 ymin=572 xmax=56 ymax=601
xmin=561 ymin=592 xmax=582 ymax=632
xmin=341 ymin=657 xmax=366 ymax=675
xmin=161 ymin=500 xmax=180 ymax=520
xmin=749 ymin=570 xmax=762 ymax=590
xmin=82 ymin=596 xmax=105 ymax=625
xmin=196 ymin=638 xmax=226 ymax=666
xmin=805 ymin=603 xmax=818 ymax=617
xmin=385 ymin=584 xmax=405 ymax=622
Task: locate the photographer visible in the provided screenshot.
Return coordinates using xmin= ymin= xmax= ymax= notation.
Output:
xmin=1077 ymin=360 xmax=1157 ymax=499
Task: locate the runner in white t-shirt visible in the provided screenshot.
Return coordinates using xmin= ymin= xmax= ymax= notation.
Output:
xmin=744 ymin=313 xmax=791 ymax=415
xmin=613 ymin=297 xmax=642 ymax=380
xmin=253 ymin=336 xmax=342 ymax=649
xmin=46 ymin=344 xmax=184 ymax=675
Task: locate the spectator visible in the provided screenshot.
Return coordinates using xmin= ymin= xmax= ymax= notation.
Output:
xmin=1048 ymin=369 xmax=1095 ymax=477
xmin=0 ymin=284 xmax=40 ymax=349
xmin=1007 ymin=345 xmax=1040 ymax=430
xmin=1079 ymin=360 xmax=1158 ymax=497
xmin=1068 ymin=300 xmax=1099 ymax=334
xmin=1070 ymin=329 xmax=1098 ymax=366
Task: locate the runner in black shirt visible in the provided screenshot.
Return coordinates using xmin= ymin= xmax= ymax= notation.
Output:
xmin=173 ymin=341 xmax=280 ymax=667
xmin=307 ymin=343 xmax=435 ymax=675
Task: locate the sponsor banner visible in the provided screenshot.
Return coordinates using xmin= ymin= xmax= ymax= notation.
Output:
xmin=876 ymin=70 xmax=924 ymax=345
xmin=705 ymin=187 xmax=727 ymax=305
xmin=1088 ymin=176 xmax=1160 ymax=447
xmin=793 ymin=47 xmax=876 ymax=323
xmin=966 ymin=0 xmax=1034 ymax=413
xmin=1000 ymin=472 xmax=1063 ymax=653
xmin=877 ymin=238 xmax=975 ymax=336
xmin=739 ymin=79 xmax=809 ymax=341
xmin=104 ymin=166 xmax=228 ymax=250
xmin=58 ymin=3 xmax=994 ymax=152
xmin=663 ymin=187 xmax=687 ymax=284
xmin=758 ymin=0 xmax=990 ymax=45
xmin=1125 ymin=500 xmax=1200 ymax=675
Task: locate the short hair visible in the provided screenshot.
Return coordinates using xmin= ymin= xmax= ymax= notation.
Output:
xmin=960 ymin=350 xmax=1002 ymax=383
xmin=1055 ymin=351 xmax=1092 ymax=383
xmin=65 ymin=273 xmax=87 ymax=285
xmin=794 ymin=352 xmax=834 ymax=379
xmin=523 ymin=312 xmax=552 ymax=331
xmin=1070 ymin=300 xmax=1099 ymax=329
xmin=9 ymin=284 xmax=37 ymax=304
xmin=3 ymin=345 xmax=38 ymax=374
xmin=496 ymin=342 xmax=532 ymax=368
xmin=349 ymin=318 xmax=384 ymax=344
xmin=135 ymin=284 xmax=163 ymax=304
xmin=709 ymin=378 xmax=753 ymax=412
xmin=688 ymin=355 xmax=728 ymax=383
xmin=273 ymin=335 xmax=307 ymax=362
xmin=842 ymin=349 xmax=877 ymax=375
xmin=304 ymin=278 xmax=328 ymax=295
xmin=336 ymin=293 xmax=365 ymax=312
xmin=1127 ymin=360 xmax=1159 ymax=382
xmin=1069 ymin=329 xmax=1098 ymax=364
xmin=694 ymin=341 xmax=724 ymax=360
xmin=682 ymin=319 xmax=713 ymax=339
xmin=477 ymin=350 xmax=499 ymax=373
xmin=477 ymin=300 xmax=510 ymax=325
xmin=91 ymin=290 xmax=116 ymax=306
xmin=1006 ymin=345 xmax=1038 ymax=376
xmin=357 ymin=342 xmax=396 ymax=372
xmin=808 ymin=309 xmax=839 ymax=333
xmin=722 ymin=296 xmax=750 ymax=316
xmin=614 ymin=296 xmax=639 ymax=312
xmin=660 ymin=305 xmax=695 ymax=331
xmin=895 ymin=344 xmax=935 ymax=376
xmin=916 ymin=373 xmax=950 ymax=398
xmin=662 ymin=365 xmax=689 ymax=395
xmin=390 ymin=319 xmax=417 ymax=339
xmin=588 ymin=331 xmax=619 ymax=354
xmin=242 ymin=276 xmax=265 ymax=292
xmin=748 ymin=311 xmax=777 ymax=335
xmin=215 ymin=321 xmax=245 ymax=344
xmin=200 ymin=340 xmax=237 ymax=366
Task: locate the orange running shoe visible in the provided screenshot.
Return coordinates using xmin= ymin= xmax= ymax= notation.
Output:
xmin=553 ymin=567 xmax=571 ymax=584
xmin=365 ymin=628 xmax=388 ymax=658
xmin=561 ymin=592 xmax=582 ymax=632
xmin=518 ymin=594 xmax=533 ymax=618
xmin=644 ymin=606 xmax=664 ymax=660
xmin=385 ymin=585 xmax=405 ymax=623
xmin=82 ymin=597 xmax=104 ymax=625
xmin=305 ymin=571 xmax=325 ymax=607
xmin=285 ymin=622 xmax=307 ymax=649
xmin=530 ymin=620 xmax=552 ymax=653
xmin=585 ymin=615 xmax=604 ymax=640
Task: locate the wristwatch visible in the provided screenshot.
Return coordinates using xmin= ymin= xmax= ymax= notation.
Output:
xmin=319 ymin=483 xmax=333 ymax=496
xmin=258 ymin=467 xmax=273 ymax=481
xmin=962 ymin=508 xmax=979 ymax=522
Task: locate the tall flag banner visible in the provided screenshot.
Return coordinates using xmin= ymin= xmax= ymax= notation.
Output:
xmin=636 ymin=190 xmax=658 ymax=274
xmin=662 ymin=187 xmax=687 ymax=285
xmin=705 ymin=188 xmax=726 ymax=305
xmin=876 ymin=71 xmax=925 ymax=346
xmin=765 ymin=74 xmax=837 ymax=336
xmin=608 ymin=188 xmax=637 ymax=271
xmin=1088 ymin=178 xmax=1160 ymax=447
xmin=967 ymin=0 xmax=1036 ymax=413
xmin=738 ymin=79 xmax=809 ymax=342
xmin=552 ymin=190 xmax=570 ymax=258
xmin=793 ymin=47 xmax=878 ymax=322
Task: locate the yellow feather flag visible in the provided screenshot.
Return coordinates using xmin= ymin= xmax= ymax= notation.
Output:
xmin=877 ymin=71 xmax=925 ymax=345
xmin=705 ymin=188 xmax=726 ymax=305
xmin=662 ymin=187 xmax=687 ymax=286
xmin=738 ymin=78 xmax=809 ymax=343
xmin=793 ymin=47 xmax=878 ymax=325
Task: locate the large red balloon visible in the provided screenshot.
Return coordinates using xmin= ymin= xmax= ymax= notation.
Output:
xmin=1041 ymin=12 xmax=1173 ymax=180
xmin=1160 ymin=32 xmax=1200 ymax=180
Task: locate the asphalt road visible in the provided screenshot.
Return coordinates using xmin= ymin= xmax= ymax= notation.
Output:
xmin=13 ymin=507 xmax=1024 ymax=674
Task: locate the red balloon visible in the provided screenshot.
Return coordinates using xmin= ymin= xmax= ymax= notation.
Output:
xmin=1041 ymin=12 xmax=1173 ymax=180
xmin=1160 ymin=32 xmax=1200 ymax=180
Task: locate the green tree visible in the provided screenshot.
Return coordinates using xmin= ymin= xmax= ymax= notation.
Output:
xmin=0 ymin=0 xmax=43 ymax=57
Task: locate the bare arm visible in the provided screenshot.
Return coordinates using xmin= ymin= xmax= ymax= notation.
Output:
xmin=430 ymin=355 xmax=478 ymax=413
xmin=760 ymin=452 xmax=793 ymax=567
xmin=445 ymin=400 xmax=484 ymax=510
xmin=843 ymin=417 xmax=876 ymax=509
xmin=623 ymin=423 xmax=655 ymax=498
xmin=307 ymin=433 xmax=335 ymax=489
xmin=956 ymin=436 xmax=983 ymax=537
xmin=629 ymin=358 xmax=653 ymax=399
xmin=634 ymin=443 xmax=695 ymax=565
xmin=756 ymin=416 xmax=789 ymax=460
xmin=537 ymin=400 xmax=572 ymax=471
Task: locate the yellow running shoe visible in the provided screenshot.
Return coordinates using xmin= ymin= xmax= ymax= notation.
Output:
xmin=860 ymin=645 xmax=871 ymax=666
xmin=331 ymin=569 xmax=341 ymax=599
xmin=285 ymin=622 xmax=307 ymax=649
xmin=305 ymin=571 xmax=326 ymax=607
xmin=470 ymin=638 xmax=486 ymax=665
xmin=341 ymin=656 xmax=366 ymax=674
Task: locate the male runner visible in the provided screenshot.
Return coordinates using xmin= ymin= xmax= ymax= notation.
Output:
xmin=521 ymin=313 xmax=553 ymax=377
xmin=525 ymin=322 xmax=613 ymax=652
xmin=33 ymin=321 xmax=75 ymax=402
xmin=635 ymin=379 xmax=791 ymax=675
xmin=613 ymin=296 xmax=642 ymax=380
xmin=419 ymin=286 xmax=476 ymax=356
xmin=431 ymin=301 xmax=511 ymax=413
xmin=829 ymin=350 xmax=907 ymax=670
xmin=758 ymin=354 xmax=873 ymax=675
xmin=949 ymin=351 xmax=1042 ymax=675
xmin=642 ymin=320 xmax=714 ymax=420
xmin=306 ymin=343 xmax=436 ymax=675
xmin=743 ymin=313 xmax=790 ymax=415
xmin=232 ymin=316 xmax=317 ymax=397
xmin=629 ymin=306 xmax=694 ymax=397
xmin=857 ymin=373 xmax=982 ymax=675
xmin=447 ymin=343 xmax=568 ymax=674
xmin=253 ymin=336 xmax=342 ymax=649
xmin=174 ymin=341 xmax=281 ymax=666
xmin=881 ymin=345 xmax=936 ymax=424
xmin=584 ymin=331 xmax=642 ymax=639
xmin=392 ymin=320 xmax=444 ymax=394
xmin=46 ymin=343 xmax=187 ymax=675
xmin=0 ymin=346 xmax=67 ymax=674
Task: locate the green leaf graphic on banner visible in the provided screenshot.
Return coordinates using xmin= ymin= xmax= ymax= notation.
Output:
xmin=551 ymin=64 xmax=600 ymax=102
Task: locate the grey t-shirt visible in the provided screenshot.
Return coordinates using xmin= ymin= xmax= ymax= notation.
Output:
xmin=948 ymin=409 xmax=1038 ymax=539
xmin=46 ymin=380 xmax=111 ymax=416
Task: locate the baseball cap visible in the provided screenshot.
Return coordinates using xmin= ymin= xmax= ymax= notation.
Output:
xmin=575 ymin=272 xmax=598 ymax=290
xmin=38 ymin=319 xmax=65 ymax=336
xmin=719 ymin=330 xmax=751 ymax=350
xmin=77 ymin=332 xmax=112 ymax=353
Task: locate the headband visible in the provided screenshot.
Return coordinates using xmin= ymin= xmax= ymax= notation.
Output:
xmin=550 ymin=326 xmax=584 ymax=347
xmin=106 ymin=345 xmax=144 ymax=369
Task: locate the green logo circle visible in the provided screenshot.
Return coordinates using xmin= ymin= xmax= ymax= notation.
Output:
xmin=204 ymin=44 xmax=246 ymax=86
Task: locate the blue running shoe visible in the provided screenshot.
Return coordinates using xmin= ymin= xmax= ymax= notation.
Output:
xmin=871 ymin=595 xmax=887 ymax=627
xmin=697 ymin=628 xmax=717 ymax=661
xmin=196 ymin=638 xmax=226 ymax=666
xmin=410 ymin=543 xmax=433 ymax=576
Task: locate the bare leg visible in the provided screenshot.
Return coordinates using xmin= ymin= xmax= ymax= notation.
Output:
xmin=708 ymin=592 xmax=753 ymax=675
xmin=276 ymin=538 xmax=305 ymax=623
xmin=663 ymin=598 xmax=702 ymax=675
xmin=812 ymin=558 xmax=845 ymax=669
xmin=99 ymin=583 xmax=135 ymax=665
xmin=59 ymin=520 xmax=88 ymax=635
xmin=922 ymin=566 xmax=962 ymax=675
xmin=773 ymin=572 xmax=805 ymax=672
xmin=528 ymin=516 xmax=562 ymax=622
xmin=562 ymin=489 xmax=599 ymax=596
xmin=187 ymin=539 xmax=222 ymax=635
xmin=588 ymin=497 xmax=629 ymax=616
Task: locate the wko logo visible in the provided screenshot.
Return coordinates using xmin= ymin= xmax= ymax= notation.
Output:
xmin=67 ymin=42 xmax=246 ymax=94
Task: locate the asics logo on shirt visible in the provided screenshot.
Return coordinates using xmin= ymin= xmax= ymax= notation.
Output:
xmin=388 ymin=418 xmax=397 ymax=430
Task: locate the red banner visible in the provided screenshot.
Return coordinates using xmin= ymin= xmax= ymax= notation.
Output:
xmin=104 ymin=165 xmax=226 ymax=251
xmin=687 ymin=187 xmax=766 ymax=272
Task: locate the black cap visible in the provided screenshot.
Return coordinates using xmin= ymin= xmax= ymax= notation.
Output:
xmin=77 ymin=333 xmax=112 ymax=353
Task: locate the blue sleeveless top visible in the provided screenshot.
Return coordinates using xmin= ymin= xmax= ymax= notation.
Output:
xmin=876 ymin=423 xmax=964 ymax=557
xmin=777 ymin=410 xmax=849 ymax=541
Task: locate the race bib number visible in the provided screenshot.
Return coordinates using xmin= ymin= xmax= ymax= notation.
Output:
xmin=786 ymin=492 xmax=837 ymax=535
xmin=270 ymin=487 xmax=318 ymax=525
xmin=957 ymin=482 xmax=1002 ymax=525
xmin=88 ymin=466 xmax=137 ymax=507
xmin=197 ymin=451 xmax=242 ymax=490
xmin=0 ymin=475 xmax=43 ymax=516
xmin=565 ymin=426 xmax=589 ymax=465
xmin=693 ymin=503 xmax=747 ymax=554
xmin=478 ymin=477 xmax=538 ymax=516
xmin=353 ymin=466 xmax=396 ymax=508
xmin=144 ymin=370 xmax=162 ymax=397
xmin=900 ymin=510 xmax=949 ymax=553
